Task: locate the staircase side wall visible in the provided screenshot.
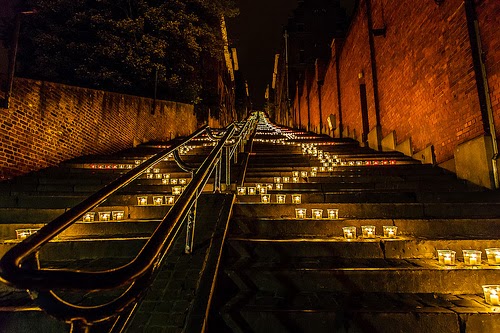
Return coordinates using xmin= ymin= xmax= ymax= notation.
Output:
xmin=0 ymin=78 xmax=197 ymax=179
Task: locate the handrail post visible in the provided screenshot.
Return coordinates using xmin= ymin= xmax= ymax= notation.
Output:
xmin=184 ymin=191 xmax=198 ymax=254
xmin=70 ymin=319 xmax=90 ymax=333
xmin=225 ymin=145 xmax=231 ymax=188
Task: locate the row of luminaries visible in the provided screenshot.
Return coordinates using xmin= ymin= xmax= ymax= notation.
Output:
xmin=437 ymin=248 xmax=500 ymax=266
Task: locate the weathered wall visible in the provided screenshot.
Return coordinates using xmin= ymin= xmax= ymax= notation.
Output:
xmin=0 ymin=78 xmax=198 ymax=179
xmin=293 ymin=0 xmax=499 ymax=167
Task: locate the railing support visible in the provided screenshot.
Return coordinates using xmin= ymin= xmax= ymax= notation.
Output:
xmin=70 ymin=319 xmax=90 ymax=333
xmin=185 ymin=192 xmax=198 ymax=254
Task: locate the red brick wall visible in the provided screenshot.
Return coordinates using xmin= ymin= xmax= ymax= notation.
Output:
xmin=293 ymin=0 xmax=498 ymax=164
xmin=0 ymin=78 xmax=198 ymax=179
xmin=476 ymin=0 xmax=500 ymax=142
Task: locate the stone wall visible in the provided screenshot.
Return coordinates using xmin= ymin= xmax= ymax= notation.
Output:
xmin=0 ymin=78 xmax=198 ymax=179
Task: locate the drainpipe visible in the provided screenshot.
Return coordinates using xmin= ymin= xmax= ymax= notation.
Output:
xmin=3 ymin=10 xmax=35 ymax=109
xmin=465 ymin=0 xmax=499 ymax=188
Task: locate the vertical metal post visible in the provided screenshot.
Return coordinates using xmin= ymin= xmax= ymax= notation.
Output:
xmin=225 ymin=145 xmax=230 ymax=187
xmin=185 ymin=195 xmax=197 ymax=254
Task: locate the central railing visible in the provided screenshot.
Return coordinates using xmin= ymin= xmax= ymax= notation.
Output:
xmin=0 ymin=114 xmax=258 ymax=332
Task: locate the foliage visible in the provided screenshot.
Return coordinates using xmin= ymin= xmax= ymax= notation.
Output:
xmin=15 ymin=0 xmax=238 ymax=104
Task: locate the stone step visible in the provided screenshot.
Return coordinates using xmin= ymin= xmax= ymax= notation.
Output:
xmin=209 ymin=291 xmax=499 ymax=333
xmin=229 ymin=217 xmax=500 ymax=239
xmin=225 ymin=237 xmax=500 ymax=260
xmin=232 ymin=202 xmax=500 ymax=219
xmin=222 ymin=257 xmax=497 ymax=294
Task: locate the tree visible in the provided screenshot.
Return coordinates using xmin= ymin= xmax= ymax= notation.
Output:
xmin=15 ymin=0 xmax=238 ymax=104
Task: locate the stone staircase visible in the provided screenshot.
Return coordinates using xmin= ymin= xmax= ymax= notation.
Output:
xmin=208 ymin=117 xmax=500 ymax=332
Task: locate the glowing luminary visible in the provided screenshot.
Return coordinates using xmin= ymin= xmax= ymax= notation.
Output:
xmin=266 ymin=184 xmax=273 ymax=190
xmin=83 ymin=212 xmax=95 ymax=222
xmin=275 ymin=183 xmax=284 ymax=190
xmin=301 ymin=171 xmax=308 ymax=178
xmin=163 ymin=173 xmax=171 ymax=179
xmin=274 ymin=177 xmax=282 ymax=184
xmin=383 ymin=226 xmax=398 ymax=238
xmin=99 ymin=211 xmax=111 ymax=221
xmin=162 ymin=178 xmax=170 ymax=185
xmin=292 ymin=177 xmax=300 ymax=183
xmin=135 ymin=160 xmax=142 ymax=165
xmin=485 ymin=248 xmax=500 ymax=265
xmin=259 ymin=187 xmax=268 ymax=194
xmin=179 ymin=178 xmax=187 ymax=185
xmin=282 ymin=177 xmax=290 ymax=183
xmin=261 ymin=194 xmax=271 ymax=203
xmin=165 ymin=196 xmax=175 ymax=205
xmin=312 ymin=209 xmax=323 ymax=219
xmin=170 ymin=178 xmax=178 ymax=185
xmin=320 ymin=167 xmax=326 ymax=172
xmin=255 ymin=183 xmax=263 ymax=191
xmin=295 ymin=208 xmax=307 ymax=219
xmin=172 ymin=186 xmax=182 ymax=195
xmin=343 ymin=226 xmax=356 ymax=239
xmin=237 ymin=187 xmax=247 ymax=195
xmin=327 ymin=209 xmax=339 ymax=220
xmin=112 ymin=211 xmax=124 ymax=221
xmin=463 ymin=250 xmax=482 ymax=266
xmin=437 ymin=250 xmax=456 ymax=265
xmin=248 ymin=187 xmax=257 ymax=195
xmin=146 ymin=173 xmax=154 ymax=179
xmin=311 ymin=167 xmax=318 ymax=172
xmin=310 ymin=171 xmax=317 ymax=177
xmin=137 ymin=196 xmax=148 ymax=206
xmin=361 ymin=226 xmax=376 ymax=239
xmin=483 ymin=285 xmax=500 ymax=306
xmin=16 ymin=228 xmax=39 ymax=240
xmin=118 ymin=164 xmax=126 ymax=169
xmin=153 ymin=196 xmax=163 ymax=205
xmin=153 ymin=168 xmax=160 ymax=173
xmin=126 ymin=164 xmax=133 ymax=169
xmin=291 ymin=194 xmax=302 ymax=204
xmin=276 ymin=194 xmax=286 ymax=204
xmin=155 ymin=173 xmax=163 ymax=179
xmin=328 ymin=166 xmax=334 ymax=172
xmin=292 ymin=171 xmax=299 ymax=177
xmin=323 ymin=162 xmax=329 ymax=167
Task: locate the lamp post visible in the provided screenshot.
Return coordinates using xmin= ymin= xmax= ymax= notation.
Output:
xmin=3 ymin=10 xmax=35 ymax=109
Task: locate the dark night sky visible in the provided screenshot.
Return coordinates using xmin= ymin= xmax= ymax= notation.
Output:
xmin=227 ymin=0 xmax=355 ymax=108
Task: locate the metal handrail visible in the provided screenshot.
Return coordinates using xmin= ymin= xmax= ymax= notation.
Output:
xmin=0 ymin=114 xmax=257 ymax=328
xmin=0 ymin=124 xmax=208 ymax=290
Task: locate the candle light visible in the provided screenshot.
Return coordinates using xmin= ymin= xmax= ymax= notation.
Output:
xmin=83 ymin=212 xmax=95 ymax=222
xmin=146 ymin=173 xmax=154 ymax=179
xmin=237 ymin=187 xmax=247 ymax=195
xmin=292 ymin=177 xmax=299 ymax=183
xmin=172 ymin=186 xmax=182 ymax=195
xmin=295 ymin=208 xmax=306 ymax=219
xmin=266 ymin=184 xmax=273 ymax=190
xmin=463 ymin=250 xmax=482 ymax=266
xmin=437 ymin=250 xmax=456 ymax=265
xmin=320 ymin=167 xmax=326 ymax=172
xmin=165 ymin=196 xmax=175 ymax=205
xmin=259 ymin=187 xmax=268 ymax=194
xmin=291 ymin=194 xmax=302 ymax=204
xmin=383 ymin=226 xmax=398 ymax=238
xmin=327 ymin=209 xmax=339 ymax=220
xmin=163 ymin=173 xmax=170 ymax=179
xmin=343 ymin=227 xmax=356 ymax=239
xmin=311 ymin=167 xmax=318 ymax=172
xmin=274 ymin=177 xmax=282 ymax=183
xmin=112 ymin=211 xmax=124 ymax=220
xmin=153 ymin=168 xmax=160 ymax=173
xmin=153 ymin=196 xmax=163 ymax=205
xmin=301 ymin=171 xmax=308 ymax=177
xmin=137 ymin=196 xmax=148 ymax=205
xmin=310 ymin=171 xmax=317 ymax=177
xmin=485 ymin=248 xmax=500 ymax=265
xmin=275 ymin=183 xmax=283 ymax=190
xmin=162 ymin=178 xmax=169 ymax=185
xmin=155 ymin=173 xmax=162 ymax=179
xmin=99 ymin=212 xmax=111 ymax=221
xmin=261 ymin=194 xmax=271 ymax=203
xmin=170 ymin=178 xmax=178 ymax=185
xmin=282 ymin=176 xmax=290 ymax=183
xmin=248 ymin=187 xmax=257 ymax=195
xmin=276 ymin=194 xmax=286 ymax=204
xmin=179 ymin=178 xmax=187 ymax=185
xmin=312 ymin=209 xmax=323 ymax=219
xmin=292 ymin=171 xmax=299 ymax=177
xmin=361 ymin=226 xmax=376 ymax=239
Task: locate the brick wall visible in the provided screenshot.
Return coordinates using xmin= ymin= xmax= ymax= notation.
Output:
xmin=292 ymin=0 xmax=499 ymax=164
xmin=0 ymin=78 xmax=198 ymax=179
